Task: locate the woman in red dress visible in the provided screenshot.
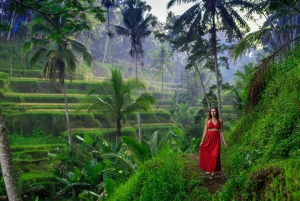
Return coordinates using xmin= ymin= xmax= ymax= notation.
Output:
xmin=199 ymin=107 xmax=227 ymax=179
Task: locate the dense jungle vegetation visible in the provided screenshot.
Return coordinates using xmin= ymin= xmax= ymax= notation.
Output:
xmin=0 ymin=0 xmax=300 ymax=200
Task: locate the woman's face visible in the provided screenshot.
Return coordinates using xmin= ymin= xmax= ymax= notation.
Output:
xmin=210 ymin=108 xmax=217 ymax=117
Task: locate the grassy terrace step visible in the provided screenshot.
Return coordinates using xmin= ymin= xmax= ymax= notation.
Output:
xmin=0 ymin=91 xmax=172 ymax=104
xmin=3 ymin=110 xmax=173 ymax=136
xmin=2 ymin=102 xmax=171 ymax=111
xmin=11 ymin=144 xmax=66 ymax=152
xmin=63 ymin=123 xmax=174 ymax=140
xmin=20 ymin=173 xmax=56 ymax=183
xmin=0 ymin=92 xmax=86 ymax=103
xmin=2 ymin=77 xmax=182 ymax=94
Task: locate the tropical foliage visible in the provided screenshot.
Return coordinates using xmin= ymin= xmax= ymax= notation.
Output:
xmin=167 ymin=0 xmax=254 ymax=116
xmin=230 ymin=0 xmax=300 ymax=105
xmin=23 ymin=10 xmax=92 ymax=151
xmin=87 ymin=68 xmax=156 ymax=142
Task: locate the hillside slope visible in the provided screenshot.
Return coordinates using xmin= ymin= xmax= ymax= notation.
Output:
xmin=219 ymin=46 xmax=300 ymax=200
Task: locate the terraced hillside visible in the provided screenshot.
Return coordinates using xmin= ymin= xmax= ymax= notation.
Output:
xmin=0 ymin=66 xmax=239 ymax=196
xmin=0 ymin=71 xmax=176 ymax=193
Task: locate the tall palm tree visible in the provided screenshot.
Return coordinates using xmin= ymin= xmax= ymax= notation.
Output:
xmin=23 ymin=12 xmax=92 ymax=152
xmin=101 ymin=0 xmax=117 ymax=65
xmin=167 ymin=0 xmax=253 ymax=116
xmin=114 ymin=0 xmax=156 ymax=142
xmin=88 ymin=68 xmax=156 ymax=143
xmin=149 ymin=44 xmax=174 ymax=107
xmin=230 ymin=0 xmax=300 ymax=105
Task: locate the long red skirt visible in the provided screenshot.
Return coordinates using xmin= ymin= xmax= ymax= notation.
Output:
xmin=199 ymin=130 xmax=221 ymax=172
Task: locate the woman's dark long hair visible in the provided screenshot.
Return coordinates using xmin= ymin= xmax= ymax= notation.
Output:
xmin=206 ymin=107 xmax=220 ymax=122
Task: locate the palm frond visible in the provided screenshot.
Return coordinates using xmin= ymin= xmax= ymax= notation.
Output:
xmin=123 ymin=93 xmax=156 ymax=114
xmin=29 ymin=48 xmax=49 ymax=68
xmin=149 ymin=131 xmax=170 ymax=157
xmin=121 ymin=136 xmax=151 ymax=164
xmin=230 ymin=27 xmax=272 ymax=61
xmin=101 ymin=153 xmax=136 ymax=173
xmin=89 ymin=96 xmax=115 ymax=113
xmin=69 ymin=39 xmax=93 ymax=66
xmin=23 ymin=41 xmax=33 ymax=54
xmin=114 ymin=25 xmax=130 ymax=36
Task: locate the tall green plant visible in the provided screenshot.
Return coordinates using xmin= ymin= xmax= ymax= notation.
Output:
xmin=23 ymin=10 xmax=93 ymax=152
xmin=114 ymin=0 xmax=156 ymax=142
xmin=88 ymin=68 xmax=156 ymax=143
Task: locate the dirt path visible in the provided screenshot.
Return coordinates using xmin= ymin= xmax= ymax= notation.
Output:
xmin=185 ymin=154 xmax=227 ymax=194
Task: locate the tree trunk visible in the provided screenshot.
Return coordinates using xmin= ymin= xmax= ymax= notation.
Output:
xmin=161 ymin=66 xmax=164 ymax=107
xmin=211 ymin=14 xmax=222 ymax=117
xmin=102 ymin=35 xmax=109 ymax=64
xmin=116 ymin=115 xmax=122 ymax=144
xmin=194 ymin=65 xmax=210 ymax=110
xmin=134 ymin=50 xmax=142 ymax=142
xmin=176 ymin=50 xmax=179 ymax=104
xmin=62 ymin=84 xmax=72 ymax=152
xmin=6 ymin=10 xmax=15 ymax=41
xmin=1 ymin=0 xmax=3 ymax=37
xmin=0 ymin=106 xmax=23 ymax=201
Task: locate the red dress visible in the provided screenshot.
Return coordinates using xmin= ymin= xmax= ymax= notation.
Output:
xmin=199 ymin=120 xmax=221 ymax=172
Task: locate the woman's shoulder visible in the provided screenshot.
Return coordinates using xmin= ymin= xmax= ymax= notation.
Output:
xmin=219 ymin=118 xmax=223 ymax=123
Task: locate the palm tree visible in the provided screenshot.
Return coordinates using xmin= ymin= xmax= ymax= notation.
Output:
xmin=101 ymin=0 xmax=117 ymax=65
xmin=114 ymin=0 xmax=156 ymax=141
xmin=230 ymin=0 xmax=300 ymax=105
xmin=88 ymin=68 xmax=156 ymax=143
xmin=23 ymin=12 xmax=92 ymax=152
xmin=167 ymin=0 xmax=253 ymax=116
xmin=149 ymin=44 xmax=174 ymax=107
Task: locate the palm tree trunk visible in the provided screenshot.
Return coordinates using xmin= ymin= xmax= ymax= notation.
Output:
xmin=0 ymin=106 xmax=22 ymax=201
xmin=194 ymin=65 xmax=210 ymax=109
xmin=102 ymin=35 xmax=109 ymax=64
xmin=212 ymin=14 xmax=222 ymax=117
xmin=116 ymin=115 xmax=121 ymax=144
xmin=6 ymin=10 xmax=16 ymax=41
xmin=1 ymin=1 xmax=3 ymax=37
xmin=161 ymin=67 xmax=164 ymax=107
xmin=176 ymin=50 xmax=179 ymax=104
xmin=135 ymin=50 xmax=142 ymax=142
xmin=62 ymin=84 xmax=72 ymax=152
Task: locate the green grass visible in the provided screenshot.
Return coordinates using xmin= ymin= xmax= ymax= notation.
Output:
xmin=105 ymin=151 xmax=211 ymax=201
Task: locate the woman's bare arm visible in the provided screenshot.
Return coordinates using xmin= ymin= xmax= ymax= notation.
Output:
xmin=219 ymin=119 xmax=228 ymax=148
xmin=200 ymin=120 xmax=208 ymax=146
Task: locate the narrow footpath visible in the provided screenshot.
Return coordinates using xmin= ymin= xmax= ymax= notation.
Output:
xmin=185 ymin=154 xmax=227 ymax=194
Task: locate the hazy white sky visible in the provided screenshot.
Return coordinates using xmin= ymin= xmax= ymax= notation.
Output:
xmin=145 ymin=0 xmax=194 ymax=22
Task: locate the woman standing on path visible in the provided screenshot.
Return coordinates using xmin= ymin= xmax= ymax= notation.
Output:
xmin=199 ymin=107 xmax=227 ymax=179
